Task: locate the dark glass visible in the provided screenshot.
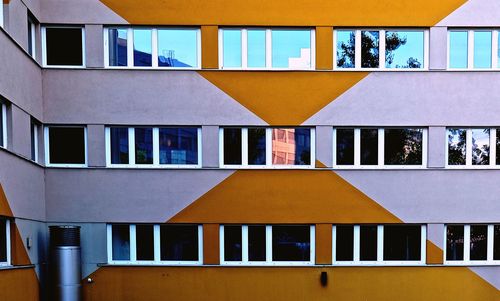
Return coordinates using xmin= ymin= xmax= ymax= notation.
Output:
xmin=494 ymin=225 xmax=500 ymax=260
xmin=28 ymin=18 xmax=35 ymax=56
xmin=470 ymin=225 xmax=488 ymax=260
xmin=112 ymin=225 xmax=130 ymax=260
xmin=272 ymin=225 xmax=310 ymax=261
xmin=223 ymin=128 xmax=242 ymax=165
xmin=360 ymin=225 xmax=377 ymax=261
xmin=224 ymin=225 xmax=242 ymax=261
xmin=248 ymin=128 xmax=266 ymax=165
xmin=135 ymin=128 xmax=153 ymax=164
xmin=361 ymin=31 xmax=379 ymax=68
xmin=335 ymin=225 xmax=354 ymax=261
xmin=45 ymin=27 xmax=83 ymax=66
xmin=110 ymin=128 xmax=129 ymax=164
xmin=446 ymin=225 xmax=464 ymax=261
xmin=0 ymin=220 xmax=6 ymax=262
xmin=361 ymin=129 xmax=378 ymax=165
xmin=336 ymin=129 xmax=354 ymax=165
xmin=383 ymin=225 xmax=421 ymax=261
xmin=496 ymin=133 xmax=500 ymax=165
xmin=30 ymin=122 xmax=36 ymax=161
xmin=248 ymin=225 xmax=266 ymax=261
xmin=159 ymin=128 xmax=198 ymax=165
xmin=49 ymin=127 xmax=85 ymax=164
xmin=108 ymin=28 xmax=128 ymax=66
xmin=448 ymin=129 xmax=466 ymax=165
xmin=0 ymin=104 xmax=3 ymax=147
xmin=160 ymin=225 xmax=198 ymax=261
xmin=384 ymin=129 xmax=423 ymax=165
xmin=136 ymin=225 xmax=154 ymax=261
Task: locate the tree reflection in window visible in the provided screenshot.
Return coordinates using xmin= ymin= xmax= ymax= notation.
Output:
xmin=386 ymin=31 xmax=423 ymax=69
xmin=361 ymin=31 xmax=379 ymax=68
xmin=448 ymin=129 xmax=466 ymax=165
xmin=384 ymin=129 xmax=423 ymax=165
xmin=336 ymin=31 xmax=355 ymax=68
xmin=471 ymin=129 xmax=489 ymax=165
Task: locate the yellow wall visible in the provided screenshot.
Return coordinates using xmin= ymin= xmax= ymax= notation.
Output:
xmin=0 ymin=268 xmax=39 ymax=301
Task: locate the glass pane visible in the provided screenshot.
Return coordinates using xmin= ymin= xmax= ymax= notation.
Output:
xmin=110 ymin=128 xmax=129 ymax=164
xmin=474 ymin=31 xmax=492 ymax=69
xmin=158 ymin=29 xmax=198 ymax=67
xmin=248 ymin=128 xmax=266 ymax=165
xmin=494 ymin=225 xmax=500 ymax=260
xmin=108 ymin=28 xmax=128 ymax=66
xmin=361 ymin=129 xmax=378 ymax=165
xmin=223 ymin=30 xmax=242 ymax=68
xmin=335 ymin=225 xmax=354 ymax=261
xmin=45 ymin=27 xmax=83 ymax=66
xmin=0 ymin=105 xmax=3 ymax=147
xmin=336 ymin=129 xmax=354 ymax=165
xmin=272 ymin=128 xmax=310 ymax=165
xmin=136 ymin=225 xmax=154 ymax=261
xmin=360 ymin=225 xmax=377 ymax=261
xmin=361 ymin=31 xmax=379 ymax=68
xmin=223 ymin=128 xmax=242 ymax=165
xmin=160 ymin=225 xmax=198 ymax=261
xmin=247 ymin=30 xmax=266 ymax=68
xmin=472 ymin=129 xmax=490 ymax=165
xmin=272 ymin=30 xmax=311 ymax=68
xmin=49 ymin=127 xmax=85 ymax=164
xmin=134 ymin=128 xmax=153 ymax=164
xmin=384 ymin=129 xmax=423 ymax=165
xmin=224 ymin=225 xmax=242 ymax=261
xmin=112 ymin=225 xmax=130 ymax=260
xmin=470 ymin=225 xmax=488 ymax=260
xmin=159 ymin=128 xmax=198 ymax=165
xmin=0 ymin=220 xmax=6 ymax=262
xmin=336 ymin=30 xmax=355 ymax=68
xmin=272 ymin=225 xmax=310 ymax=261
xmin=449 ymin=31 xmax=468 ymax=68
xmin=133 ymin=29 xmax=152 ymax=67
xmin=448 ymin=129 xmax=466 ymax=165
xmin=28 ymin=20 xmax=34 ymax=56
xmin=30 ymin=122 xmax=36 ymax=161
xmin=496 ymin=131 xmax=500 ymax=165
xmin=160 ymin=225 xmax=199 ymax=261
xmin=383 ymin=225 xmax=421 ymax=261
xmin=446 ymin=225 xmax=464 ymax=260
xmin=385 ymin=31 xmax=424 ymax=69
xmin=248 ymin=225 xmax=266 ymax=261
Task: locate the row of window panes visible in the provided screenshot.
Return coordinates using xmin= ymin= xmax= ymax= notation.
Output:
xmin=220 ymin=127 xmax=314 ymax=167
xmin=445 ymin=224 xmax=500 ymax=263
xmin=105 ymin=127 xmax=201 ymax=167
xmin=105 ymin=28 xmax=200 ymax=68
xmin=334 ymin=128 xmax=427 ymax=167
xmin=108 ymin=224 xmax=202 ymax=264
xmin=0 ymin=219 xmax=10 ymax=266
xmin=448 ymin=30 xmax=500 ymax=69
xmin=447 ymin=128 xmax=500 ymax=166
xmin=335 ymin=29 xmax=427 ymax=69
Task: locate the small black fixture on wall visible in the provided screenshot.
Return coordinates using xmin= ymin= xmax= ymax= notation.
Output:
xmin=320 ymin=271 xmax=328 ymax=287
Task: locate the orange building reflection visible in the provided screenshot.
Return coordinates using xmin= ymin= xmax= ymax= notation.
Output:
xmin=272 ymin=129 xmax=296 ymax=165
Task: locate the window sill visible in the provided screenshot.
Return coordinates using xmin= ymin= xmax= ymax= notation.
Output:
xmin=0 ymin=264 xmax=35 ymax=271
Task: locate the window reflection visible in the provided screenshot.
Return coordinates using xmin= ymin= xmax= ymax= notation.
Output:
xmin=471 ymin=129 xmax=489 ymax=165
xmin=159 ymin=128 xmax=198 ymax=165
xmin=336 ymin=30 xmax=355 ymax=68
xmin=248 ymin=128 xmax=266 ymax=165
xmin=448 ymin=129 xmax=466 ymax=165
xmin=272 ymin=30 xmax=311 ymax=68
xmin=383 ymin=225 xmax=421 ymax=261
xmin=385 ymin=31 xmax=424 ymax=69
xmin=384 ymin=129 xmax=423 ymax=165
xmin=361 ymin=129 xmax=378 ymax=165
xmin=112 ymin=225 xmax=130 ymax=260
xmin=224 ymin=225 xmax=242 ymax=261
xmin=134 ymin=128 xmax=153 ymax=164
xmin=474 ymin=31 xmax=492 ymax=69
xmin=272 ymin=128 xmax=310 ymax=165
xmin=336 ymin=129 xmax=354 ymax=165
xmin=247 ymin=30 xmax=266 ymax=68
xmin=361 ymin=31 xmax=379 ymax=68
xmin=133 ymin=29 xmax=152 ymax=67
xmin=109 ymin=28 xmax=128 ymax=66
xmin=110 ymin=128 xmax=129 ymax=164
xmin=160 ymin=225 xmax=198 ymax=261
xmin=223 ymin=30 xmax=242 ymax=68
xmin=335 ymin=225 xmax=354 ymax=261
xmin=449 ymin=31 xmax=468 ymax=68
xmin=272 ymin=225 xmax=310 ymax=261
xmin=158 ymin=29 xmax=197 ymax=67
xmin=446 ymin=225 xmax=464 ymax=261
xmin=470 ymin=225 xmax=488 ymax=260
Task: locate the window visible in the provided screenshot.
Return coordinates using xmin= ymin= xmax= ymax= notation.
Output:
xmin=45 ymin=126 xmax=87 ymax=166
xmin=30 ymin=119 xmax=39 ymax=162
xmin=42 ymin=27 xmax=84 ymax=67
xmin=108 ymin=224 xmax=202 ymax=264
xmin=0 ymin=1 xmax=3 ymax=28
xmin=220 ymin=28 xmax=314 ymax=70
xmin=448 ymin=30 xmax=497 ymax=69
xmin=105 ymin=27 xmax=200 ymax=68
xmin=446 ymin=128 xmax=498 ymax=167
xmin=0 ymin=101 xmax=7 ymax=149
xmin=335 ymin=29 xmax=428 ymax=70
xmin=333 ymin=224 xmax=426 ymax=265
xmin=27 ymin=14 xmax=37 ymax=58
xmin=106 ymin=127 xmax=201 ymax=167
xmin=220 ymin=225 xmax=314 ymax=265
xmin=220 ymin=127 xmax=315 ymax=168
xmin=333 ymin=128 xmax=427 ymax=168
xmin=445 ymin=224 xmax=499 ymax=265
xmin=0 ymin=219 xmax=10 ymax=266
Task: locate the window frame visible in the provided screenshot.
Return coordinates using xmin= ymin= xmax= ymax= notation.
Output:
xmin=447 ymin=29 xmax=498 ymax=70
xmin=103 ymin=27 xmax=201 ymax=70
xmin=218 ymin=27 xmax=316 ymax=70
xmin=30 ymin=120 xmax=39 ymax=162
xmin=107 ymin=224 xmax=203 ymax=265
xmin=0 ymin=2 xmax=3 ymax=29
xmin=0 ymin=219 xmax=11 ymax=267
xmin=444 ymin=224 xmax=499 ymax=265
xmin=27 ymin=14 xmax=37 ymax=59
xmin=219 ymin=224 xmax=315 ymax=266
xmin=0 ymin=101 xmax=7 ymax=149
xmin=44 ymin=125 xmax=88 ymax=167
xmin=105 ymin=127 xmax=202 ymax=168
xmin=332 ymin=127 xmax=428 ymax=169
xmin=332 ymin=224 xmax=426 ymax=266
xmin=333 ymin=28 xmax=429 ymax=71
xmin=445 ymin=128 xmax=497 ymax=169
xmin=219 ymin=127 xmax=316 ymax=169
xmin=41 ymin=25 xmax=86 ymax=68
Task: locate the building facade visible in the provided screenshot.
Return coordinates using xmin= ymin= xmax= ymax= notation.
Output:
xmin=0 ymin=0 xmax=500 ymax=300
